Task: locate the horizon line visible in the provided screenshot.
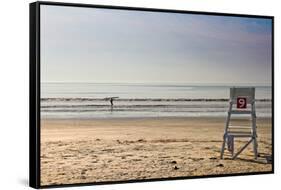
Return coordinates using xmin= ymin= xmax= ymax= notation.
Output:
xmin=41 ymin=81 xmax=272 ymax=86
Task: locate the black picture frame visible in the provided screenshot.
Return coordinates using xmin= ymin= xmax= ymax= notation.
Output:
xmin=29 ymin=1 xmax=274 ymax=188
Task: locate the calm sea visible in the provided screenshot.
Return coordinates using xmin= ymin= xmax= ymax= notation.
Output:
xmin=41 ymin=83 xmax=272 ymax=119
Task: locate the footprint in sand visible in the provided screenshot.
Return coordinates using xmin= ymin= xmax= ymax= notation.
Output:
xmin=137 ymin=139 xmax=147 ymax=143
xmin=81 ymin=169 xmax=87 ymax=175
xmin=189 ymin=157 xmax=204 ymax=161
xmin=209 ymin=157 xmax=217 ymax=160
xmin=81 ymin=176 xmax=87 ymax=180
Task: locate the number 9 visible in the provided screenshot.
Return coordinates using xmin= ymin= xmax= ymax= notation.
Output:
xmin=238 ymin=98 xmax=246 ymax=108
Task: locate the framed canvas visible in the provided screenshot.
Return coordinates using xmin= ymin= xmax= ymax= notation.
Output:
xmin=29 ymin=1 xmax=274 ymax=188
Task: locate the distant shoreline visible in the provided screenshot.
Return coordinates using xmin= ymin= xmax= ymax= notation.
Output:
xmin=40 ymin=116 xmax=272 ymax=121
xmin=41 ymin=81 xmax=272 ymax=87
xmin=41 ymin=97 xmax=272 ymax=102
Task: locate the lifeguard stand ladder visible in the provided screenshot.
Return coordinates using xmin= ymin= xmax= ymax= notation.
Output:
xmin=220 ymin=87 xmax=258 ymax=160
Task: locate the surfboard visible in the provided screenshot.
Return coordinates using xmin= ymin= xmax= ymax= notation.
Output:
xmin=104 ymin=96 xmax=119 ymax=100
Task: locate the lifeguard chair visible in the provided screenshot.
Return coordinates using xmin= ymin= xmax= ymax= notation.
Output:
xmin=220 ymin=87 xmax=258 ymax=159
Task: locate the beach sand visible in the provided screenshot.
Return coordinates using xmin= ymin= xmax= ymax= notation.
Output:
xmin=40 ymin=117 xmax=272 ymax=186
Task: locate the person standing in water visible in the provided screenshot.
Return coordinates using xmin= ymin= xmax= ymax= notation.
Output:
xmin=106 ymin=97 xmax=118 ymax=110
xmin=110 ymin=98 xmax=114 ymax=106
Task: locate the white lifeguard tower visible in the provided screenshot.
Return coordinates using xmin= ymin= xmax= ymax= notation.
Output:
xmin=220 ymin=87 xmax=258 ymax=159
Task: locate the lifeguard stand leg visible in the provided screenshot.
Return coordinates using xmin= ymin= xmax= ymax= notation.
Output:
xmin=251 ymin=101 xmax=258 ymax=159
xmin=220 ymin=101 xmax=233 ymax=159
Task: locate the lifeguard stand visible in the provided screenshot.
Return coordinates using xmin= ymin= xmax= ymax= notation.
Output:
xmin=220 ymin=87 xmax=258 ymax=159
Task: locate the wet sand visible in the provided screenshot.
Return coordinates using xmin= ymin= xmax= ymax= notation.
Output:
xmin=40 ymin=117 xmax=272 ymax=186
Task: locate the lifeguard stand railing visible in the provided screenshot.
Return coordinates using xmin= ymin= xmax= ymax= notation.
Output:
xmin=220 ymin=87 xmax=258 ymax=159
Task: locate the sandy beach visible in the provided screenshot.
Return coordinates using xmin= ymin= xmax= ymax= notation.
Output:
xmin=40 ymin=117 xmax=272 ymax=186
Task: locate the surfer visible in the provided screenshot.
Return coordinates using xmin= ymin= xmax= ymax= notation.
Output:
xmin=105 ymin=96 xmax=119 ymax=107
xmin=110 ymin=98 xmax=114 ymax=106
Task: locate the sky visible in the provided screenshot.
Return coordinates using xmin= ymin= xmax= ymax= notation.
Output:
xmin=40 ymin=5 xmax=272 ymax=85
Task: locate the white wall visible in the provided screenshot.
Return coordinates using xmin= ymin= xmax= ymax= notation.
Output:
xmin=0 ymin=0 xmax=279 ymax=189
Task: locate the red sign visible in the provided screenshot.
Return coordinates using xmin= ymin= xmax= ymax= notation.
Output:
xmin=237 ymin=97 xmax=247 ymax=109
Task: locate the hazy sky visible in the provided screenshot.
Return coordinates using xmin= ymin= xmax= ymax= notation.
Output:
xmin=41 ymin=5 xmax=272 ymax=85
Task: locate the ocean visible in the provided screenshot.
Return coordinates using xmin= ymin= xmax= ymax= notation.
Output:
xmin=41 ymin=83 xmax=272 ymax=119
